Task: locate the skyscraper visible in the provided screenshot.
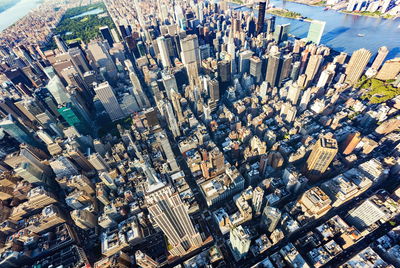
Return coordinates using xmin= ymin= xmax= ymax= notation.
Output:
xmin=376 ymin=58 xmax=400 ymax=81
xmin=305 ymin=135 xmax=338 ymax=180
xmin=265 ymin=51 xmax=282 ymax=87
xmin=94 ymin=82 xmax=125 ymax=121
xmin=250 ymin=56 xmax=262 ymax=83
xmin=273 ymin=24 xmax=290 ymax=44
xmin=180 ymin=34 xmax=200 ymax=67
xmin=58 ymin=104 xmax=86 ymax=135
xmin=238 ymin=50 xmax=253 ymax=74
xmin=266 ymin=16 xmax=275 ymax=34
xmin=0 ymin=114 xmax=42 ymax=148
xmin=371 ymin=46 xmax=389 ymax=70
xmin=99 ymin=26 xmax=114 ymax=47
xmin=306 ymin=20 xmax=326 ymax=45
xmin=256 ymin=1 xmax=267 ymax=35
xmin=304 ymin=55 xmax=323 ymax=87
xmin=230 ymin=225 xmax=251 ymax=260
xmin=345 ymin=48 xmax=372 ymax=85
xmin=157 ymin=36 xmax=172 ymax=68
xmin=262 ymin=206 xmax=281 ymax=232
xmin=146 ymin=184 xmax=202 ymax=256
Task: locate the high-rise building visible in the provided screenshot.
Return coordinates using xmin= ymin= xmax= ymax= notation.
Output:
xmin=99 ymin=26 xmax=114 ymax=47
xmin=266 ymin=16 xmax=276 ymax=34
xmin=135 ymin=250 xmax=160 ymax=268
xmin=53 ymin=35 xmax=68 ymax=53
xmin=345 ymin=48 xmax=372 ymax=85
xmin=371 ymin=46 xmax=389 ymax=70
xmin=273 ymin=24 xmax=290 ymax=44
xmin=180 ymin=34 xmax=200 ymax=67
xmin=218 ymin=60 xmax=231 ymax=83
xmin=146 ymin=184 xmax=203 ymax=256
xmin=239 ymin=50 xmax=253 ymax=74
xmin=286 ymin=82 xmax=301 ymax=105
xmin=306 ymin=20 xmax=326 ymax=45
xmin=256 ymin=1 xmax=267 ymax=35
xmin=156 ymin=131 xmax=179 ymax=172
xmin=230 ymin=225 xmax=251 ymax=260
xmin=0 ymin=115 xmax=42 ymax=148
xmin=305 ymin=136 xmax=338 ymax=180
xmin=94 ymin=82 xmax=125 ymax=121
xmin=58 ymin=102 xmax=92 ymax=135
xmin=252 ymin=186 xmax=264 ymax=215
xmin=157 ymin=36 xmax=172 ymax=68
xmin=304 ymin=55 xmax=323 ymax=87
xmin=262 ymin=206 xmax=281 ymax=232
xmin=376 ymin=58 xmax=400 ymax=81
xmin=46 ymin=75 xmax=69 ymax=105
xmin=250 ymin=56 xmax=263 ymax=83
xmin=87 ymin=41 xmax=118 ymax=80
xmin=50 ymin=156 xmax=80 ymax=178
xmin=265 ymin=51 xmax=282 ymax=87
xmin=208 ymin=78 xmax=220 ymax=103
xmin=71 ymin=210 xmax=97 ymax=230
xmin=341 ymin=132 xmax=361 ymax=155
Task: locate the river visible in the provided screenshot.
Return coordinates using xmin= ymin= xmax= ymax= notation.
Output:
xmin=0 ymin=0 xmax=42 ymax=32
xmin=233 ymin=0 xmax=400 ymax=59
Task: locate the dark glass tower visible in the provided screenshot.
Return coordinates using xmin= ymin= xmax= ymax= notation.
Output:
xmin=256 ymin=1 xmax=266 ymax=35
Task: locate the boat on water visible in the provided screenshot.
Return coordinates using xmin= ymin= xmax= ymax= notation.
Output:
xmin=357 ymin=33 xmax=365 ymax=37
xmin=324 ymin=7 xmax=329 ymax=11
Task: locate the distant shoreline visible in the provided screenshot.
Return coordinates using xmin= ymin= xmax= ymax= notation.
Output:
xmin=0 ymin=0 xmax=20 ymax=13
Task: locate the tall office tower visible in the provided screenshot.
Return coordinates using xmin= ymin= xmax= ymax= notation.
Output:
xmin=88 ymin=153 xmax=110 ymax=171
xmin=278 ymin=54 xmax=293 ymax=85
xmin=250 ymin=56 xmax=263 ymax=83
xmin=146 ymin=184 xmax=202 ymax=256
xmin=273 ymin=23 xmax=290 ymax=44
xmin=161 ymin=100 xmax=180 ymax=138
xmin=99 ymin=26 xmax=114 ymax=47
xmin=305 ymin=135 xmax=338 ymax=180
xmin=218 ymin=60 xmax=231 ymax=83
xmin=71 ymin=210 xmax=97 ymax=230
xmin=376 ymin=58 xmax=400 ymax=80
xmin=68 ymin=47 xmax=91 ymax=75
xmin=297 ymin=74 xmax=307 ymax=88
xmin=157 ymin=36 xmax=172 ymax=68
xmin=87 ymin=41 xmax=117 ymax=80
xmin=230 ymin=225 xmax=251 ymax=260
xmin=128 ymin=71 xmax=150 ymax=109
xmin=0 ymin=115 xmax=42 ymax=148
xmin=46 ymin=75 xmax=69 ymax=105
xmin=256 ymin=1 xmax=267 ymax=34
xmin=262 ymin=206 xmax=281 ymax=232
xmin=66 ymin=147 xmax=94 ymax=172
xmin=156 ymin=131 xmax=179 ymax=171
xmin=345 ymin=48 xmax=372 ymax=85
xmin=371 ymin=46 xmax=389 ymax=70
xmin=239 ymin=50 xmax=254 ymax=74
xmin=94 ymin=82 xmax=125 ymax=121
xmin=306 ymin=20 xmax=326 ymax=45
xmin=316 ymin=69 xmax=335 ymax=88
xmin=290 ymin=61 xmax=301 ymax=81
xmin=180 ymin=35 xmax=200 ymax=67
xmin=15 ymin=162 xmax=48 ymax=184
xmin=265 ymin=51 xmax=282 ymax=87
xmin=304 ymin=55 xmax=323 ymax=87
xmin=170 ymin=91 xmax=184 ymax=123
xmin=286 ymin=82 xmax=301 ymax=105
xmin=266 ymin=16 xmax=276 ymax=34
xmin=280 ymin=102 xmax=297 ymax=123
xmin=50 ymin=156 xmax=79 ymax=178
xmin=208 ymin=78 xmax=220 ymax=103
xmin=252 ymin=186 xmax=264 ymax=215
xmin=341 ymin=132 xmax=361 ymax=155
xmin=135 ymin=250 xmax=160 ymax=268
xmin=162 ymin=73 xmax=179 ymax=100
xmin=58 ymin=103 xmax=91 ymax=135
xmin=53 ymin=35 xmax=68 ymax=53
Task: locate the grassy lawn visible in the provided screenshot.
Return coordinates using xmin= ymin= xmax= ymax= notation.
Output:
xmin=97 ymin=116 xmax=133 ymax=138
xmin=267 ymin=8 xmax=303 ymax=19
xmin=358 ymin=77 xmax=400 ymax=104
xmin=43 ymin=2 xmax=117 ymax=50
